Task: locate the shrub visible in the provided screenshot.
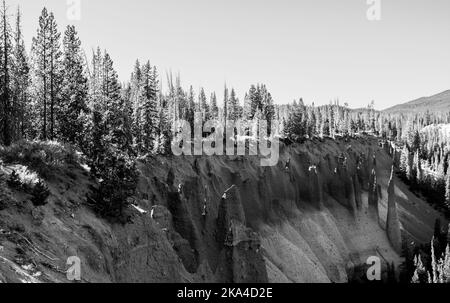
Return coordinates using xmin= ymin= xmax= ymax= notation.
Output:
xmin=7 ymin=170 xmax=22 ymax=189
xmin=31 ymin=180 xmax=50 ymax=207
xmin=0 ymin=140 xmax=80 ymax=178
xmin=89 ymin=150 xmax=137 ymax=221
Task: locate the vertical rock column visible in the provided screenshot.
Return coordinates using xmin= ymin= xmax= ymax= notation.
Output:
xmin=368 ymin=169 xmax=380 ymax=223
xmin=348 ymin=175 xmax=358 ymax=217
xmin=383 ymin=141 xmax=390 ymax=156
xmin=166 ymin=169 xmax=201 ymax=273
xmin=309 ymin=166 xmax=323 ymax=209
xmin=216 ymin=187 xmax=268 ymax=283
xmin=386 ymin=167 xmax=402 ymax=254
xmin=353 ymin=175 xmax=363 ymax=211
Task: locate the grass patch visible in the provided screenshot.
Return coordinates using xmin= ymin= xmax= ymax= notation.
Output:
xmin=0 ymin=140 xmax=81 ymax=179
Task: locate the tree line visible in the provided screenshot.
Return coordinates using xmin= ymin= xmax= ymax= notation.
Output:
xmin=2 ymin=3 xmax=450 ymax=218
xmin=409 ymin=219 xmax=450 ymax=283
xmin=0 ymin=4 xmax=283 ymax=218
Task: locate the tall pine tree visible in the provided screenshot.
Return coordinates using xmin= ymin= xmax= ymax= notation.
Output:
xmin=11 ymin=6 xmax=30 ymax=140
xmin=139 ymin=61 xmax=159 ymax=153
xmin=59 ymin=25 xmax=88 ymax=145
xmin=0 ymin=0 xmax=12 ymax=145
xmin=31 ymin=8 xmax=62 ymax=140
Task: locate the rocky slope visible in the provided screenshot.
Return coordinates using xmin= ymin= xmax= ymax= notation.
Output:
xmin=0 ymin=136 xmax=446 ymax=283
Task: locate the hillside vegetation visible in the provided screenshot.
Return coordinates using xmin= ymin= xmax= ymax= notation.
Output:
xmin=384 ymin=90 xmax=450 ymax=114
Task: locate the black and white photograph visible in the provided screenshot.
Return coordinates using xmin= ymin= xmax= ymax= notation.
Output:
xmin=0 ymin=0 xmax=450 ymax=293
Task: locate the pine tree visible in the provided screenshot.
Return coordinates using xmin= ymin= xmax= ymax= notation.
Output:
xmin=88 ymin=50 xmax=130 ymax=156
xmin=431 ymin=237 xmax=439 ymax=283
xmin=411 ymin=255 xmax=427 ymax=283
xmin=253 ymin=85 xmax=263 ymax=115
xmin=103 ymin=51 xmax=130 ymax=152
xmin=209 ymin=92 xmax=218 ymax=120
xmin=0 ymin=0 xmax=12 ymax=145
xmin=11 ymin=6 xmax=30 ymax=140
xmin=243 ymin=93 xmax=252 ymax=121
xmin=185 ymin=85 xmax=195 ymax=132
xmin=199 ymin=87 xmax=209 ymax=121
xmin=131 ymin=60 xmax=142 ymax=92
xmin=154 ymin=92 xmax=171 ymax=154
xmin=31 ymin=8 xmax=62 ymax=140
xmin=47 ymin=12 xmax=62 ymax=140
xmin=139 ymin=61 xmax=159 ymax=153
xmin=445 ymin=172 xmax=450 ymax=210
xmin=284 ymin=102 xmax=306 ymax=142
xmin=411 ymin=130 xmax=421 ymax=152
xmin=443 ymin=245 xmax=450 ymax=282
xmin=130 ymin=60 xmax=142 ymax=150
xmin=227 ymin=88 xmax=239 ymax=122
xmin=88 ymin=47 xmax=104 ymax=109
xmin=223 ymin=85 xmax=229 ymax=124
xmin=59 ymin=25 xmax=88 ymax=145
xmin=84 ymin=51 xmax=137 ymax=218
xmin=262 ymin=87 xmax=275 ymax=135
xmin=85 ymin=48 xmax=104 ymax=171
xmin=102 ymin=52 xmax=121 ymax=101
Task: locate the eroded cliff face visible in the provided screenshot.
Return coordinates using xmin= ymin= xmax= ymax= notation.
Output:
xmin=128 ymin=136 xmax=428 ymax=283
xmin=0 ymin=136 xmax=445 ymax=283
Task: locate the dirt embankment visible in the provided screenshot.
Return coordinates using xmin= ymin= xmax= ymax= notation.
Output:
xmin=0 ymin=136 xmax=445 ymax=283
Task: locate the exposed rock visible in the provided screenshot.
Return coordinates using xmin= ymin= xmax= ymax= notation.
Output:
xmin=215 ymin=220 xmax=267 ymax=283
xmin=366 ymin=148 xmax=374 ymax=181
xmin=308 ymin=166 xmax=322 ymax=209
xmin=328 ymin=164 xmax=347 ymax=207
xmin=383 ymin=141 xmax=391 ymax=156
xmin=353 ymin=174 xmax=363 ymax=210
xmin=368 ymin=169 xmax=379 ymax=223
xmin=166 ymin=176 xmax=202 ymax=273
xmin=347 ymin=175 xmax=357 ymax=217
xmin=215 ymin=188 xmax=268 ymax=283
xmin=217 ymin=186 xmax=246 ymax=246
xmin=356 ymin=154 xmax=370 ymax=190
xmin=3 ymin=136 xmax=434 ymax=283
xmin=386 ymin=167 xmax=402 ymax=253
xmin=151 ymin=205 xmax=173 ymax=230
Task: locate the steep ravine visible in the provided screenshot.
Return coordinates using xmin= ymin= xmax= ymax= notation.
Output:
xmin=0 ymin=136 xmax=445 ymax=283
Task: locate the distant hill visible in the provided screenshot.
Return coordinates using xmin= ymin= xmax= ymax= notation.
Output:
xmin=383 ymin=90 xmax=450 ymax=114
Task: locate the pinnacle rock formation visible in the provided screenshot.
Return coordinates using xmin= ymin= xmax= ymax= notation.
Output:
xmin=309 ymin=165 xmax=323 ymax=209
xmin=368 ymin=169 xmax=379 ymax=222
xmin=386 ymin=167 xmax=402 ymax=253
xmin=348 ymin=175 xmax=358 ymax=217
xmin=216 ymin=187 xmax=268 ymax=283
xmin=353 ymin=174 xmax=363 ymax=210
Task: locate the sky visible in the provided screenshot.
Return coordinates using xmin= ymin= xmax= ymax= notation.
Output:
xmin=7 ymin=0 xmax=450 ymax=109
